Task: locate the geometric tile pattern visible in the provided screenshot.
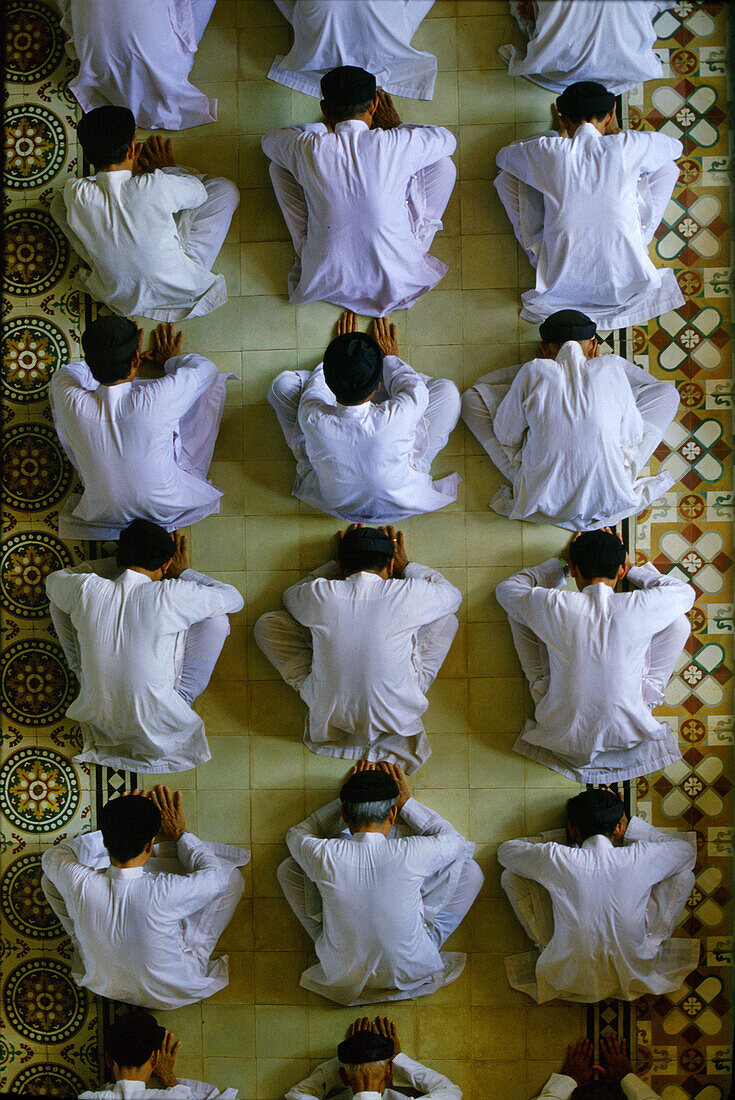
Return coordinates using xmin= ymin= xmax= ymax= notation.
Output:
xmin=2 ymin=1 xmax=732 ymax=1097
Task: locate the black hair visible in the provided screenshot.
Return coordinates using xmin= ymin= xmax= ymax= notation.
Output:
xmin=88 ymin=351 xmax=135 ymax=385
xmin=338 ymin=546 xmax=393 ymax=578
xmin=107 ymin=1010 xmax=166 ymax=1068
xmin=100 ymin=795 xmax=161 ymax=863
xmin=97 ymin=139 xmax=132 ymax=170
xmin=566 ymin=788 xmax=624 ymax=843
xmin=116 ymin=519 xmax=176 ymax=572
xmin=568 ymin=530 xmax=626 ymax=582
xmin=322 ymin=98 xmax=374 ymax=125
xmin=559 ymin=106 xmax=612 ymax=125
xmin=572 ymin=1082 xmax=626 ymax=1100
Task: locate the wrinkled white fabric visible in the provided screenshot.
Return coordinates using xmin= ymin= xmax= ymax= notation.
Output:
xmin=286 ymin=1052 xmax=460 ymax=1100
xmin=531 ymin=1071 xmax=662 ymax=1100
xmin=500 ymin=1 xmax=676 ymax=94
xmin=498 ymin=817 xmax=698 ymax=1003
xmin=81 ymin=1078 xmax=235 ymax=1100
xmin=495 ymin=124 xmax=684 ymax=327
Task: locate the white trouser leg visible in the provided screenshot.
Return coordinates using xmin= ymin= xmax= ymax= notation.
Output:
xmin=268 ymin=370 xmax=312 ymax=464
xmin=637 ymin=161 xmax=680 ymax=245
xmin=277 ymin=857 xmax=323 ymax=942
xmin=254 ymin=611 xmax=313 ymax=691
xmin=407 ymin=156 xmax=457 ymax=248
xmin=187 ymin=0 xmax=217 ymax=44
xmin=430 ymin=859 xmax=484 ymax=947
xmin=501 ymin=869 xmax=555 ymax=948
xmin=461 ymin=369 xmax=519 ymax=481
xmin=269 ymin=162 xmax=308 ymax=255
xmin=183 ymin=867 xmax=246 ymax=954
xmin=177 ymin=615 xmax=231 ymax=704
xmin=622 ymin=362 xmax=680 ymax=472
xmin=643 ymin=614 xmax=690 ymax=707
xmin=418 ymin=378 xmax=461 ymax=467
xmin=176 ymin=373 xmax=229 ymax=477
xmin=507 ymin=615 xmax=550 ymax=704
xmin=181 ymin=175 xmax=240 ymax=270
xmin=49 ymin=603 xmax=83 ymax=678
xmin=415 ymin=613 xmax=459 ymax=692
xmin=494 ymin=170 xmax=544 ymax=268
xmin=405 ymin=0 xmax=437 ymax=30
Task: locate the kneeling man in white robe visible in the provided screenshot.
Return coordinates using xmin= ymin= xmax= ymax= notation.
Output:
xmin=58 ymin=0 xmax=218 ymax=131
xmin=51 ymin=106 xmax=239 ymax=320
xmin=262 ymin=66 xmax=456 ymax=315
xmin=270 ymin=311 xmax=460 ymax=522
xmin=286 ymin=1015 xmax=461 ymax=1100
xmin=495 ymin=529 xmax=695 ymax=784
xmin=461 ymin=308 xmax=678 ymax=529
xmin=495 ymin=81 xmax=683 ymax=328
xmin=268 ymin=0 xmax=438 ymax=101
xmin=500 ymin=0 xmax=675 ymax=95
xmin=46 ymin=521 xmax=244 ymax=773
xmin=498 ymin=788 xmax=698 ymax=1003
xmin=42 ymin=787 xmax=249 ymax=1009
xmin=80 ymin=1009 xmax=236 ymax=1100
xmin=50 ymin=315 xmax=231 ymax=539
xmin=279 ymin=763 xmax=483 ymax=1004
xmin=532 ymin=1033 xmax=663 ymax=1100
xmin=254 ymin=525 xmax=461 ymax=772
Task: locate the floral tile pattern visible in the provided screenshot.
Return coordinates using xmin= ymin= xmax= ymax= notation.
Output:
xmin=1 ymin=1 xmax=732 ymax=1097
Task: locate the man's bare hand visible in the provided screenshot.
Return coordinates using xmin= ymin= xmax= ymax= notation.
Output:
xmin=599 ymin=1033 xmax=633 ymax=1083
xmin=138 ymin=135 xmax=176 ymax=172
xmin=371 ymin=317 xmax=399 ymax=357
xmin=348 ymin=759 xmax=379 ymax=778
xmin=347 ymin=1016 xmax=377 ymax=1038
xmin=561 ymin=1038 xmax=594 ymax=1084
xmin=560 ymin=530 xmax=580 ymax=565
xmin=372 ymin=89 xmax=401 ymax=130
xmin=163 ymin=531 xmax=188 ymax=579
xmin=605 ymin=110 xmax=621 ymax=136
xmin=132 ymin=141 xmax=146 ymax=176
xmin=376 ymin=761 xmax=410 ymax=811
xmin=373 ymin=1016 xmax=400 ymax=1057
xmin=148 ymin=786 xmax=186 ymax=842
xmin=153 ymin=1030 xmax=180 ymax=1088
xmin=141 ymin=323 xmax=183 ymax=366
xmin=381 ymin=525 xmax=408 ymax=577
xmin=337 ymin=311 xmax=360 ymax=337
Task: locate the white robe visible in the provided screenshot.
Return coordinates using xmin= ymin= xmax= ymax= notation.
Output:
xmin=532 ymin=1072 xmax=661 ymax=1100
xmin=500 ymin=1 xmax=676 ymax=95
xmin=50 ymin=356 xmax=232 ymax=539
xmin=288 ymin=357 xmax=459 ymax=521
xmin=495 ymin=559 xmax=695 ymax=783
xmin=282 ymin=563 xmax=462 ymax=770
xmin=498 ymin=817 xmax=698 ymax=1003
xmin=286 ymin=1053 xmax=461 ymax=1100
xmin=262 ymin=120 xmax=456 ymax=315
xmin=58 ymin=0 xmax=217 ymax=130
xmin=495 ymin=123 xmax=684 ymax=328
xmin=81 ymin=1080 xmax=236 ymax=1100
xmin=466 ymin=341 xmax=676 ymax=529
xmin=45 ymin=561 xmax=244 ymax=773
xmin=54 ymin=169 xmax=230 ymax=320
xmin=41 ymin=830 xmax=249 ymax=1010
xmin=268 ymin=1 xmax=437 ymax=100
xmin=286 ymin=797 xmax=474 ymax=1004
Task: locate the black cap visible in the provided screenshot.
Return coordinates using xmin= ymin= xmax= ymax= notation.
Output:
xmin=569 ymin=790 xmax=625 ymax=832
xmin=337 ymin=1030 xmax=395 ymax=1064
xmin=82 ymin=315 xmax=139 ymax=377
xmin=340 ymin=769 xmax=399 ymax=803
xmin=556 ymin=81 xmax=615 ymax=119
xmin=107 ymin=1011 xmax=166 ymax=1069
xmin=77 ymin=105 xmax=136 ymax=168
xmin=539 ymin=309 xmax=597 ymax=344
xmin=323 ymin=332 xmax=383 ymax=406
xmin=337 ymin=526 xmax=394 ymax=563
xmin=321 ymin=65 xmax=377 ymax=108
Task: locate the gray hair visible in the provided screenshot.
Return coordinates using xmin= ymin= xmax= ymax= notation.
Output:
xmin=341 ymin=798 xmax=395 ymax=826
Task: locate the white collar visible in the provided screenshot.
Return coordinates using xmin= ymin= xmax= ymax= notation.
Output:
xmin=106 ymin=864 xmax=146 ymax=878
xmin=346 ymin=571 xmax=386 ymax=584
xmin=335 ymin=402 xmax=372 ymax=418
xmin=334 ymin=119 xmax=371 ymax=133
xmin=94 ymin=169 xmax=133 ymax=185
xmin=350 ymin=832 xmax=387 ymax=844
xmin=581 ymin=834 xmax=614 ymax=850
xmin=119 ymin=570 xmax=154 ymax=587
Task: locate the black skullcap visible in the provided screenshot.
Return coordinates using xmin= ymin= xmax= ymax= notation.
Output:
xmin=340 ymin=770 xmax=399 ymax=804
xmin=338 ymin=526 xmax=394 ymax=561
xmin=323 ymin=332 xmax=383 ymax=406
xmin=338 ymin=1030 xmax=395 ymax=1064
xmin=107 ymin=1011 xmax=165 ymax=1069
xmin=77 ymin=105 xmax=136 ymax=168
xmin=82 ymin=315 xmax=139 ymax=375
xmin=568 ymin=790 xmax=625 ymax=832
xmin=116 ymin=519 xmax=176 ymax=572
xmin=539 ymin=309 xmax=597 ymax=344
xmin=321 ymin=65 xmax=377 ymax=108
xmin=557 ymin=81 xmax=615 ymax=119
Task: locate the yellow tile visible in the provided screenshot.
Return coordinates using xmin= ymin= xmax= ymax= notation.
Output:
xmin=218 ymin=896 xmax=254 ymax=951
xmin=468 ymin=733 xmax=525 ymax=787
xmin=407 ymin=291 xmax=463 ymax=346
xmin=417 ymin=1007 xmax=472 ymax=1059
xmin=208 ymin=950 xmax=255 ymax=1003
xmin=400 ymin=72 xmax=459 ymax=126
xmin=470 ymin=1059 xmax=528 ymax=1099
xmin=524 ymin=787 xmax=574 ymax=835
xmin=190 ymin=515 xmax=246 ymax=571
xmin=461 ymin=234 xmax=519 ymax=289
xmin=413 ymin=733 xmax=470 ymax=789
xmin=462 ymin=288 xmax=520 ymax=345
xmin=256 ymin=1059 xmax=311 ymax=1100
xmin=460 ymin=71 xmax=514 ymax=125
xmin=467 ymin=567 xmax=510 ymax=621
xmin=237 ymin=25 xmax=290 ymax=79
xmin=190 ymin=26 xmax=238 ymax=80
xmin=253 ymin=897 xmax=313 ymax=952
xmin=197 ymin=735 xmax=250 ymax=788
xmin=458 ymin=123 xmax=516 ymax=179
xmin=210 ymin=624 xmax=248 ymax=680
xmin=249 ymin=680 xmax=305 ymax=736
xmin=240 ymin=295 xmax=297 ymax=347
xmin=466 ymin=511 xmax=522 ymax=567
xmin=469 ymin=788 xmax=524 ymax=842
xmin=458 ymin=15 xmax=516 ymax=69
xmin=240 ymin=242 xmax=294 ymax=296
xmin=467 ymin=621 xmax=520 ymax=678
xmin=251 ymin=735 xmax=305 ymax=788
xmin=184 ymin=133 xmax=239 ymax=181
xmin=410 ymin=513 xmax=467 ymax=567
xmin=243 ymin=460 xmax=299 ymax=515
xmin=245 ymin=569 xmax=301 ymax=624
xmin=236 ymin=81 xmax=292 ymax=134
xmin=238 ymin=134 xmax=271 ymax=188
xmin=468 ymin=676 xmax=524 ymax=733
xmin=255 ymin=1006 xmax=309 ymax=1058
xmin=203 ymin=1058 xmax=257 ymax=1097
xmin=419 ymin=788 xmax=469 ymax=834
xmin=424 ymin=679 xmax=469 ymax=733
xmin=254 ymin=951 xmax=309 ymax=1004
xmin=208 ymin=461 xmax=246 ymax=514
xmin=413 ymin=17 xmax=459 ymax=70
xmin=470 ymin=952 xmax=526 ymax=1006
xmin=251 ymin=788 xmax=305 ymax=843
xmin=308 ymin=1003 xmax=418 ymax=1059
xmin=525 ymin=1004 xmax=587 ymax=1059
xmin=195 ymin=680 xmax=249 ymax=735
xmin=202 ymin=1004 xmax=255 ymax=1057
xmin=154 ymin=1002 xmax=203 ymax=1052
xmin=470 ymin=1007 xmax=526 ymax=1059
xmin=245 ymin=515 xmax=301 ymax=566
xmin=250 ymin=843 xmax=287 ymax=897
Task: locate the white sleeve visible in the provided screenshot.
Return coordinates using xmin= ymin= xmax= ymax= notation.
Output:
xmin=285 ymin=800 xmax=344 ymax=877
xmin=158 ymin=169 xmax=208 ymax=212
xmin=621 ymin=1073 xmax=663 ymax=1100
xmin=41 ymin=837 xmax=97 ymax=896
xmin=624 ymin=130 xmax=683 ymax=175
xmin=376 ymin=356 xmax=430 ymax=430
xmin=392 ymin=124 xmax=457 ymax=174
xmin=496 ymin=837 xmax=560 ymax=890
xmin=261 ymin=124 xmax=325 ymax=172
xmin=284 ymin=1058 xmax=341 ymax=1100
xmin=626 ymin=564 xmax=695 ymax=631
xmin=391 ymin=1053 xmax=461 ymax=1100
xmin=151 ymin=833 xmax=233 ymax=918
xmin=623 ymin=817 xmax=695 ymax=881
xmin=494 ymin=559 xmax=566 ymax=629
xmin=528 ymin=1075 xmax=577 ymax=1100
xmin=146 ymin=355 xmax=220 ymax=420
xmin=399 ymin=797 xmax=469 ymax=875
xmin=175 ymin=1080 xmax=237 ymax=1100
xmin=45 ymin=569 xmax=79 ymax=614
xmin=158 ymin=572 xmax=244 ymax=631
xmin=401 ymin=563 xmax=463 ymax=623
xmin=493 ymin=366 xmax=530 ymax=449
